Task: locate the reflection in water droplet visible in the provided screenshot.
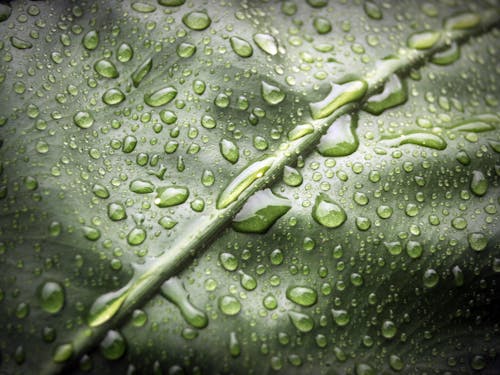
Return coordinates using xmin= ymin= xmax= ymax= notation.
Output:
xmin=232 ymin=189 xmax=291 ymax=233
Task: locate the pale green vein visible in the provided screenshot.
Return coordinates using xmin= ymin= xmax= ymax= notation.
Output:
xmin=44 ymin=8 xmax=500 ymax=375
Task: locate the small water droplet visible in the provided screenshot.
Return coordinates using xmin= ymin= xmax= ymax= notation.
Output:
xmin=158 ymin=216 xmax=177 ymax=229
xmin=107 ymin=202 xmax=127 ymax=221
xmin=384 ymin=241 xmax=402 ymax=255
xmin=117 ymin=43 xmax=133 ymax=62
xmin=381 ymin=320 xmax=397 ymax=339
xmin=423 ymin=268 xmax=439 ymax=288
xmin=218 ymin=295 xmax=241 ymax=315
xmin=100 ymin=330 xmax=126 ymax=360
xmin=73 ymin=111 xmax=94 ymax=129
xmin=39 ymin=281 xmax=65 ymax=314
xmin=83 ymin=226 xmax=101 ymax=241
xmin=283 ymin=166 xmax=303 ymax=187
xmin=132 ymin=2 xmax=157 ymax=12
xmin=239 ymin=271 xmax=257 ymax=290
xmin=82 ymin=30 xmax=99 ymax=50
xmin=130 ymin=179 xmax=155 ymax=194
xmin=470 ymin=170 xmax=488 ymax=196
xmin=288 ymin=124 xmax=314 ymax=141
xmin=229 ymin=332 xmax=240 ymax=357
xmin=313 ymin=17 xmax=332 ymax=34
xmin=331 ymin=308 xmax=350 ymax=326
xmin=288 ymin=311 xmax=314 ymax=332
xmin=468 ymin=232 xmax=488 ymax=252
xmin=102 ymin=88 xmax=125 ymax=105
xmin=176 ymin=42 xmax=196 ymax=58
xmin=253 ymin=33 xmax=278 ymax=55
xmin=127 ymin=227 xmax=146 ymax=246
xmin=263 ymin=293 xmax=278 ymax=310
xmin=93 ymin=184 xmax=110 ymax=199
xmin=363 ymin=74 xmax=407 ymax=115
xmin=406 ymin=240 xmax=423 ymax=259
xmin=158 ymin=0 xmax=185 ymax=5
xmin=220 ymin=252 xmax=238 ymax=271
xmin=10 ymin=36 xmax=32 ymax=49
xmin=363 ymin=1 xmax=382 ymax=19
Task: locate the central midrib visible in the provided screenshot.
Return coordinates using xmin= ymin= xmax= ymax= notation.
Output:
xmin=44 ymin=8 xmax=500 ymax=375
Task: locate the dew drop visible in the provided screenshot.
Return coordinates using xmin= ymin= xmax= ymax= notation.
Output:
xmin=310 ymin=80 xmax=367 ymax=120
xmin=144 ymin=86 xmax=177 ymax=107
xmin=102 ymin=88 xmax=125 ymax=105
xmin=39 ymin=281 xmax=65 ymax=314
xmin=117 ymin=43 xmax=133 ymax=62
xmin=363 ymin=74 xmax=407 ymax=115
xmin=127 ymin=227 xmax=146 ymax=246
xmin=82 ymin=30 xmax=99 ymax=50
xmin=381 ymin=320 xmax=397 ymax=339
xmin=317 ymin=114 xmax=359 ymax=157
xmin=92 ymin=184 xmax=110 ymax=199
xmin=132 ymin=2 xmax=156 ymax=12
xmin=158 ymin=216 xmax=177 ymax=229
xmin=10 ymin=36 xmax=32 ymax=49
xmin=331 ymin=308 xmax=350 ymax=326
xmin=283 ymin=166 xmax=303 ymax=187
xmin=261 ymin=81 xmax=285 ymax=105
xmin=470 ymin=170 xmax=488 ymax=196
xmin=83 ymin=226 xmax=101 ymax=241
xmin=288 ymin=124 xmax=314 ymax=141
xmin=73 ymin=111 xmax=94 ymax=129
xmin=288 ymin=311 xmax=314 ymax=332
xmin=312 ymin=193 xmax=347 ymax=228
xmin=107 ymin=202 xmax=126 ymax=221
xmin=176 ymin=42 xmax=196 ymax=58
xmin=407 ymin=31 xmax=440 ymax=50
xmin=182 ymin=11 xmax=211 ymax=31
xmin=130 ymin=179 xmax=155 ymax=194
xmin=53 ymin=343 xmax=73 ymax=363
xmin=363 ymin=1 xmax=382 ymax=19
xmin=220 ymin=252 xmax=238 ymax=271
xmin=253 ymin=33 xmax=278 ymax=55
xmin=239 ymin=271 xmax=257 ymax=291
xmin=220 ymin=139 xmax=239 ymax=164
xmin=94 ymin=59 xmax=119 ymax=78
xmin=131 ymin=57 xmax=153 ymax=87
xmin=229 ymin=332 xmax=240 ymax=357
xmin=218 ymin=295 xmax=241 ymax=316
xmin=100 ymin=330 xmax=126 ymax=360
xmin=406 ymin=240 xmax=423 ymax=259
xmin=230 ymin=36 xmax=253 ymax=57
xmin=286 ymin=286 xmax=317 ymax=307
xmin=468 ymin=232 xmax=488 ymax=252
xmin=154 ymin=186 xmax=189 ymax=207
xmin=313 ymin=17 xmax=332 ymax=34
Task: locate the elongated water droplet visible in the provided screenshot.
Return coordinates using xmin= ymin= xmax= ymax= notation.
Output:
xmin=92 ymin=184 xmax=109 ymax=199
xmin=39 ymin=281 xmax=65 ymax=314
xmin=161 ymin=277 xmax=208 ymax=328
xmin=452 ymin=265 xmax=464 ymax=286
xmin=283 ymin=166 xmax=303 ymax=187
xmin=130 ymin=179 xmax=155 ymax=194
xmin=132 ymin=1 xmax=156 ymax=12
xmin=451 ymin=117 xmax=496 ymax=132
xmin=312 ymin=193 xmax=347 ymax=228
xmin=364 ymin=1 xmax=382 ymax=19
xmin=218 ymin=295 xmax=241 ymax=316
xmin=262 ymin=81 xmax=285 ymax=105
xmin=310 ymin=80 xmax=367 ymax=120
xmin=10 ymin=36 xmax=32 ymax=49
xmin=470 ymin=170 xmax=488 ymax=196
xmin=317 ymin=114 xmax=359 ymax=157
xmin=117 ymin=42 xmax=133 ymax=62
xmin=100 ymin=330 xmax=126 ymax=360
xmin=83 ymin=30 xmax=99 ymax=50
xmin=73 ymin=111 xmax=94 ymax=129
xmin=131 ymin=57 xmax=153 ymax=87
xmin=444 ymin=12 xmax=480 ymax=30
xmin=88 ymin=284 xmax=131 ymax=327
xmin=230 ymin=36 xmax=253 ymax=57
xmin=364 ymin=74 xmax=407 ymax=115
xmin=253 ymin=33 xmax=278 ymax=55
xmin=158 ymin=0 xmax=185 ymax=5
xmin=286 ymin=286 xmax=317 ymax=307
xmin=431 ymin=42 xmax=460 ymax=65
xmin=217 ymin=157 xmax=276 ymax=209
xmin=229 ymin=332 xmax=240 ymax=357
xmin=154 ymin=186 xmax=189 ymax=207
xmin=288 ymin=311 xmax=314 ymax=332
xmin=182 ymin=11 xmax=211 ymax=31
xmin=384 ymin=241 xmax=402 ymax=255
xmin=53 ymin=343 xmax=73 ymax=363
xmin=288 ymin=124 xmax=314 ymax=141
xmin=380 ymin=132 xmax=447 ymax=150
xmin=102 ymin=88 xmax=125 ymax=105
xmin=220 ymin=139 xmax=239 ymax=164
xmin=94 ymin=59 xmax=119 ymax=78
xmin=239 ymin=271 xmax=257 ymax=291
xmin=158 ymin=216 xmax=177 ymax=229
xmin=232 ymin=189 xmax=291 ymax=233
xmin=144 ymin=86 xmax=177 ymax=107
xmin=407 ymin=31 xmax=440 ymax=50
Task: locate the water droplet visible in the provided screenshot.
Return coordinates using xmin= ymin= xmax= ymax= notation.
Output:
xmin=431 ymin=42 xmax=460 ymax=65
xmin=239 ymin=271 xmax=257 ymax=291
xmin=94 ymin=59 xmax=119 ymax=78
xmin=232 ymin=189 xmax=291 ymax=233
xmin=102 ymin=88 xmax=125 ymax=105
xmin=107 ymin=203 xmax=126 ymax=221
xmin=230 ymin=36 xmax=253 ymax=57
xmin=132 ymin=2 xmax=156 ymax=12
xmin=263 ymin=294 xmax=278 ymax=310
xmin=158 ymin=216 xmax=177 ymax=229
xmin=193 ymin=80 xmax=206 ymax=95
xmin=288 ymin=124 xmax=314 ymax=141
xmin=283 ymin=166 xmax=303 ymax=187
xmin=117 ymin=43 xmax=133 ymax=62
xmin=307 ymin=0 xmax=328 ymax=8
xmin=470 ymin=170 xmax=488 ymax=196
xmin=83 ymin=226 xmax=101 ymax=241
xmin=261 ymin=81 xmax=285 ymax=105
xmin=356 ymin=363 xmax=375 ymax=375
xmin=100 ymin=330 xmax=126 ymax=360
xmin=220 ymin=252 xmax=238 ymax=271
xmin=317 ymin=114 xmax=359 ymax=157
xmin=220 ymin=139 xmax=239 ymax=164
xmin=217 ymin=157 xmax=275 ymax=209
xmin=182 ymin=11 xmax=211 ymax=31
xmin=0 ymin=4 xmax=12 ymax=22
xmin=384 ymin=241 xmax=402 ymax=255
xmin=380 ymin=132 xmax=447 ymax=150
xmin=176 ymin=42 xmax=196 ymax=58
xmin=468 ymin=232 xmax=488 ymax=252
xmin=312 ymin=193 xmax=347 ymax=228
xmin=218 ymin=295 xmax=241 ymax=316
xmin=201 ymin=169 xmax=215 ymax=187
xmin=389 ymin=354 xmax=404 ymax=371
xmin=452 ymin=265 xmax=464 ymax=286
xmin=313 ymin=17 xmax=331 ymax=34
xmin=310 ymin=80 xmax=367 ymax=120
xmin=53 ymin=343 xmax=73 ymax=363
xmin=130 ymin=179 xmax=155 ymax=194
xmin=331 ymin=308 xmax=350 ymax=326
xmin=229 ymin=332 xmax=240 ymax=357
xmin=158 ymin=0 xmax=185 ymax=5
xmin=444 ymin=12 xmax=480 ymax=30
xmin=286 ymin=286 xmax=317 ymax=307
xmin=201 ymin=114 xmax=216 ymax=129
xmin=288 ymin=311 xmax=314 ymax=332
xmin=92 ymin=184 xmax=110 ymax=199
xmin=364 ymin=1 xmax=382 ymax=19
xmin=131 ymin=57 xmax=153 ymax=87
xmin=88 ymin=284 xmax=131 ymax=327
xmin=39 ymin=281 xmax=65 ymax=314
xmin=82 ymin=30 xmax=99 ymax=50
xmin=363 ymin=74 xmax=407 ymax=115
xmin=10 ymin=36 xmax=32 ymax=49
xmin=144 ymin=86 xmax=177 ymax=107
xmin=73 ymin=111 xmax=94 ymax=129
xmin=423 ymin=268 xmax=439 ymax=288
xmin=407 ymin=31 xmax=440 ymax=50
xmin=381 ymin=320 xmax=397 ymax=339
xmin=132 ymin=309 xmax=148 ymax=327
xmin=406 ymin=241 xmax=423 ymax=259
xmin=127 ymin=227 xmax=146 ymax=246
xmin=122 ymin=135 xmax=137 ymax=153
xmin=160 ymin=110 xmax=177 ymax=124
xmin=253 ymin=33 xmax=278 ymax=55
xmin=161 ymin=277 xmax=208 ymax=328
xmin=154 ymin=186 xmax=189 ymax=207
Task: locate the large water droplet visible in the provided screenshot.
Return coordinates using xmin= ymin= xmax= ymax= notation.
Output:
xmin=288 ymin=311 xmax=314 ymax=332
xmin=230 ymin=36 xmax=253 ymax=57
xmin=130 ymin=179 xmax=155 ymax=194
xmin=117 ymin=43 xmax=133 ymax=62
xmin=262 ymin=81 xmax=285 ymax=105
xmin=288 ymin=124 xmax=314 ymax=141
xmin=83 ymin=30 xmax=99 ymax=50
xmin=444 ymin=12 xmax=480 ymax=30
xmin=10 ymin=36 xmax=32 ymax=49
xmin=127 ymin=227 xmax=146 ymax=246
xmin=217 ymin=157 xmax=275 ymax=209
xmin=253 ymin=33 xmax=278 ymax=55
xmin=232 ymin=189 xmax=291 ymax=233
xmin=363 ymin=1 xmax=382 ymax=19
xmin=218 ymin=295 xmax=241 ymax=316
xmin=312 ymin=193 xmax=347 ymax=228
xmin=144 ymin=86 xmax=177 ymax=107
xmin=100 ymin=330 xmax=126 ymax=360
xmin=239 ymin=271 xmax=257 ymax=291
xmin=94 ymin=59 xmax=119 ymax=78
xmin=407 ymin=31 xmax=440 ymax=50
xmin=39 ymin=281 xmax=65 ymax=314
xmin=380 ymin=132 xmax=447 ymax=150
xmin=229 ymin=332 xmax=240 ymax=357
xmin=161 ymin=277 xmax=208 ymax=328
xmin=470 ymin=170 xmax=488 ymax=196
xmin=364 ymin=74 xmax=407 ymax=115
xmin=317 ymin=114 xmax=359 ymax=157
xmin=182 ymin=11 xmax=211 ymax=31
xmin=107 ymin=202 xmax=127 ymax=221
xmin=220 ymin=139 xmax=239 ymax=164
xmin=286 ymin=286 xmax=317 ymax=307
xmin=283 ymin=166 xmax=303 ymax=187
xmin=102 ymin=88 xmax=125 ymax=105
xmin=331 ymin=308 xmax=350 ymax=326
xmin=154 ymin=186 xmax=189 ymax=207
xmin=87 ymin=284 xmax=131 ymax=327
xmin=53 ymin=343 xmax=73 ymax=363
xmin=73 ymin=111 xmax=94 ymax=129
xmin=468 ymin=232 xmax=488 ymax=252
xmin=158 ymin=0 xmax=185 ymax=5
xmin=310 ymin=80 xmax=367 ymax=120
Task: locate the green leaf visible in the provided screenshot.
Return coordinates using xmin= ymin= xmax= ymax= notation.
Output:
xmin=1 ymin=1 xmax=499 ymax=374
